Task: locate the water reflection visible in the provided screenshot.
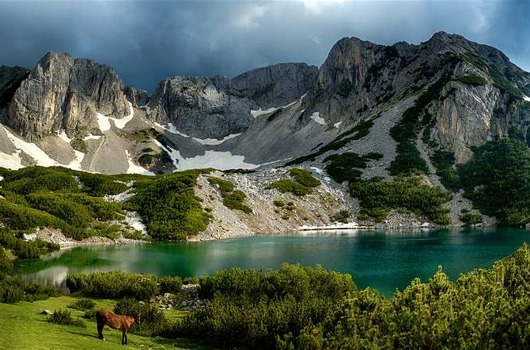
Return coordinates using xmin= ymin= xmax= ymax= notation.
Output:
xmin=16 ymin=228 xmax=530 ymax=297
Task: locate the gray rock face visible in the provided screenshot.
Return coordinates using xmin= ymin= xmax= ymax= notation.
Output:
xmin=148 ymin=76 xmax=255 ymax=139
xmin=0 ymin=65 xmax=30 ymax=120
xmin=147 ymin=63 xmax=318 ymax=140
xmin=7 ymin=52 xmax=129 ymax=140
xmin=230 ymin=63 xmax=318 ymax=108
xmin=2 ymin=32 xmax=530 ymax=174
xmin=302 ymin=31 xmax=530 ymax=162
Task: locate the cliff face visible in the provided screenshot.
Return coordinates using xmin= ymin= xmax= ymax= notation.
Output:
xmin=147 ymin=76 xmax=255 ymax=139
xmin=1 ymin=32 xmax=530 ymax=172
xmin=303 ymin=31 xmax=530 ymax=163
xmin=147 ymin=63 xmax=318 ymax=140
xmin=6 ymin=52 xmax=130 ymax=140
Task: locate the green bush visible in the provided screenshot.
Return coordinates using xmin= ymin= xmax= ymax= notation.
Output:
xmin=389 ymin=73 xmax=452 ymax=176
xmin=179 ymin=244 xmax=530 ymax=349
xmin=158 ymin=276 xmax=183 ymax=294
xmin=66 ymin=271 xmax=158 ymax=300
xmin=0 ymin=275 xmax=58 ymax=303
xmin=457 ymin=74 xmax=488 ymax=86
xmin=77 ymin=172 xmax=129 ymax=197
xmin=458 ymin=139 xmax=530 ymax=226
xmin=208 ymin=177 xmax=252 ymax=214
xmin=126 ymin=171 xmax=211 ymax=240
xmin=431 ymin=150 xmax=461 ymax=191
xmin=349 ymin=177 xmax=451 ymax=224
xmin=363 ymin=152 xmax=384 ymax=160
xmin=138 ymin=153 xmax=153 ymax=166
xmin=48 ymin=309 xmax=86 ymax=328
xmin=460 ymin=213 xmax=482 ymax=226
xmin=288 ymin=168 xmax=320 ymax=187
xmin=178 ymin=264 xmax=356 ymax=348
xmin=114 ymin=298 xmax=170 ymax=337
xmin=285 ymin=119 xmax=374 ymax=166
xmin=324 ymin=152 xmax=366 ymax=183
xmin=330 ymin=210 xmax=351 ymax=223
xmin=68 ymin=298 xmax=96 ymax=311
xmin=267 ymin=179 xmax=310 ymax=196
xmin=273 ymin=199 xmax=285 ymax=208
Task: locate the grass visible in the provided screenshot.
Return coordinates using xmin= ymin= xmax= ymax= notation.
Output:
xmin=0 ymin=296 xmax=204 ymax=350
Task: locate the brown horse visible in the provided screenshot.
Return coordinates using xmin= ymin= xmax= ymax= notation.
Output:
xmin=96 ymin=309 xmax=141 ymax=345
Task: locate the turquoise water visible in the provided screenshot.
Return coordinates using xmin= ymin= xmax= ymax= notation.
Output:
xmin=16 ymin=228 xmax=530 ymax=296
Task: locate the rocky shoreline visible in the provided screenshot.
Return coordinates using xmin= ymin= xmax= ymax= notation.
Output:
xmin=24 ymin=227 xmax=146 ymax=249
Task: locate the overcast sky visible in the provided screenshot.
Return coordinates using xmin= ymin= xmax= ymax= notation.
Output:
xmin=1 ymin=0 xmax=529 ymax=93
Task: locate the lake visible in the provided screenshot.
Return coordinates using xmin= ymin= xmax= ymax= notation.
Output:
xmin=16 ymin=227 xmax=530 ymax=296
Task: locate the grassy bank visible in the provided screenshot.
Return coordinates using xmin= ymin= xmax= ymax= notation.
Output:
xmin=0 ymin=296 xmax=201 ymax=350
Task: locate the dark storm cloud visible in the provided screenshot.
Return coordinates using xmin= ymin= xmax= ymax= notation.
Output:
xmin=0 ymin=0 xmax=529 ymax=93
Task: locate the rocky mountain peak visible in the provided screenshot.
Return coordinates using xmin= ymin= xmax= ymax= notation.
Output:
xmin=6 ymin=51 xmax=130 ymax=140
xmin=318 ymin=36 xmax=381 ymax=92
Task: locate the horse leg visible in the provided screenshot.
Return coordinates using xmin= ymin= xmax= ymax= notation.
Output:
xmin=122 ymin=329 xmax=127 ymax=345
xmin=96 ymin=314 xmax=105 ymax=340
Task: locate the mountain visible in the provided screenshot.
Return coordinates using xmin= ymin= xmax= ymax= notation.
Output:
xmin=1 ymin=31 xmax=530 ymax=231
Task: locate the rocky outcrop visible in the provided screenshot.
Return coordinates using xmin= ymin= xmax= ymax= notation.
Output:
xmin=147 ymin=76 xmax=255 ymax=139
xmin=230 ymin=63 xmax=318 ymax=108
xmin=147 ymin=63 xmax=318 ymax=140
xmin=0 ymin=65 xmax=30 ymax=119
xmin=7 ymin=52 xmax=130 ymax=140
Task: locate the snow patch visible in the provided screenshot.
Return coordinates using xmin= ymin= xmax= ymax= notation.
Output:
xmin=113 ymin=101 xmax=134 ymax=129
xmin=125 ymin=150 xmax=154 ymax=175
xmin=141 ymin=105 xmax=152 ymax=115
xmin=96 ymin=112 xmax=112 ymax=132
xmin=193 ymin=133 xmax=241 ymax=145
xmin=84 ymin=135 xmax=102 ymax=141
xmin=310 ymin=166 xmax=323 ymax=175
xmin=251 ymin=107 xmax=277 ymax=118
xmin=0 ymin=150 xmax=24 ymax=170
xmin=154 ymin=140 xmax=259 ymax=170
xmin=4 ymin=127 xmax=58 ymax=167
xmin=96 ymin=101 xmax=134 ymax=131
xmin=334 ymin=121 xmax=343 ymax=128
xmin=58 ymin=130 xmax=73 ymax=143
xmin=524 ymin=95 xmax=530 ymax=102
xmin=310 ymin=112 xmax=326 ymax=125
xmin=155 ymin=123 xmax=240 ymax=145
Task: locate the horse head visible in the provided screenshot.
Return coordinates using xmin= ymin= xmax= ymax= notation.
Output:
xmin=134 ymin=312 xmax=142 ymax=324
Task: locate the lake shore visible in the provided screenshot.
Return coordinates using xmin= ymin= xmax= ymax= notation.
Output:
xmin=24 ymin=227 xmax=147 ymax=249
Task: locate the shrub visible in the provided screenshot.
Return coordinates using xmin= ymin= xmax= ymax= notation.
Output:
xmin=158 ymin=276 xmax=183 ymax=294
xmin=208 ymin=177 xmax=252 ymax=214
xmin=48 ymin=309 xmax=86 ymax=328
xmin=138 ymin=153 xmax=153 ymax=166
xmin=288 ymin=168 xmax=320 ymax=187
xmin=273 ymin=199 xmax=285 ymax=208
xmin=267 ymin=179 xmax=310 ymax=196
xmin=363 ymin=152 xmax=384 ymax=161
xmin=68 ymin=298 xmax=95 ymax=311
xmin=330 ymin=210 xmax=351 ymax=223
xmin=458 ymin=139 xmax=530 ymax=226
xmin=389 ymin=73 xmax=452 ymax=176
xmin=126 ymin=171 xmax=211 ymax=240
xmin=179 ymin=264 xmax=356 ymax=348
xmin=324 ymin=153 xmax=366 ymax=183
xmin=460 ymin=213 xmax=482 ymax=226
xmin=66 ymin=271 xmax=158 ymax=300
xmin=457 ymin=74 xmax=488 ymax=86
xmin=114 ymin=298 xmax=170 ymax=337
xmin=349 ymin=177 xmax=451 ymax=224
xmin=285 ymin=119 xmax=374 ymax=166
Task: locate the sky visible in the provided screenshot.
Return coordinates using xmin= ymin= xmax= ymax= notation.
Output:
xmin=0 ymin=0 xmax=529 ymax=93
